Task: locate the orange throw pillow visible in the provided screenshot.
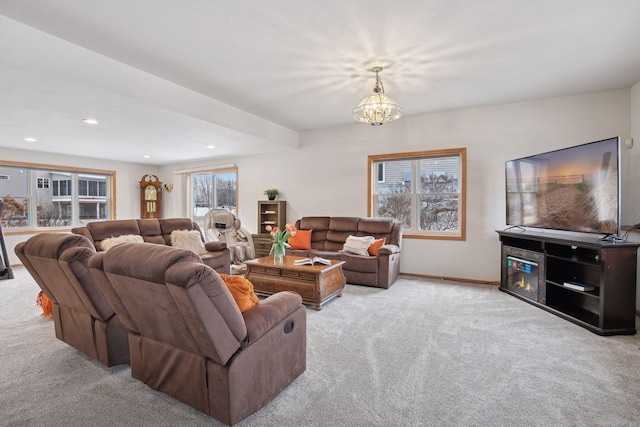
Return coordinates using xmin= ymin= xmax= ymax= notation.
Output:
xmin=368 ymin=237 xmax=386 ymax=256
xmin=288 ymin=229 xmax=313 ymax=250
xmin=219 ymin=274 xmax=259 ymax=313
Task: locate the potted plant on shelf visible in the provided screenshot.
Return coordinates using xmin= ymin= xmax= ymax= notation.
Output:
xmin=264 ymin=188 xmax=279 ymax=200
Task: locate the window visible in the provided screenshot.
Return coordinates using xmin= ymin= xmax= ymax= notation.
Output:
xmin=37 ymin=178 xmax=49 ymax=189
xmin=377 ymin=163 xmax=385 ymax=183
xmin=188 ymin=168 xmax=238 ymax=229
xmin=0 ymin=162 xmax=115 ymax=231
xmin=78 ymin=178 xmax=106 ymax=197
xmin=368 ymin=148 xmax=466 ymax=240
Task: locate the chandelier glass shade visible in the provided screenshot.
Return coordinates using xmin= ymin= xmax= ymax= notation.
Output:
xmin=353 ymin=67 xmax=403 ymax=126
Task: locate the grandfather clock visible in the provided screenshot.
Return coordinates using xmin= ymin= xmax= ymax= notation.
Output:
xmin=139 ymin=174 xmax=162 ymax=218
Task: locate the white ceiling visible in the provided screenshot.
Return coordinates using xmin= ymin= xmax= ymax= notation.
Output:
xmin=1 ymin=0 xmax=640 ymax=165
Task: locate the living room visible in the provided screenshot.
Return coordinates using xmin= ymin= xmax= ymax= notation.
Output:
xmin=2 ymin=2 xmax=640 ymax=426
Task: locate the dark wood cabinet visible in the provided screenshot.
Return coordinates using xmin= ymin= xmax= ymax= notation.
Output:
xmin=252 ymin=233 xmax=273 ymax=258
xmin=497 ymin=229 xmax=638 ymax=335
xmin=257 ymin=200 xmax=286 ymax=234
xmin=253 ymin=200 xmax=287 ymax=258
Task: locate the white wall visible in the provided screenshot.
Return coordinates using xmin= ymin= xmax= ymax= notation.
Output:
xmin=627 ymin=80 xmax=640 ymax=309
xmin=160 ymin=88 xmax=631 ymax=284
xmin=1 ymin=147 xmax=155 ymax=265
xmin=630 ymin=81 xmax=640 ymax=219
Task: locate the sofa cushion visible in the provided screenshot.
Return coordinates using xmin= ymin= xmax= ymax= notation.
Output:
xmin=87 ymin=219 xmax=141 ymax=248
xmin=160 ymin=218 xmax=198 ymax=245
xmin=288 ymin=229 xmax=312 ymax=250
xmin=137 ymin=219 xmax=165 ymax=244
xmin=358 ymin=217 xmax=393 ymax=234
xmin=219 ymin=274 xmax=259 ymax=313
xmin=306 ymin=250 xmax=341 ymax=261
xmin=100 ymin=234 xmax=144 ymax=252
xmin=339 ymin=252 xmax=379 ymax=273
xmin=341 ymin=235 xmax=375 ymax=256
xmin=324 ymin=217 xmax=359 ymax=251
xmin=286 ymin=249 xmax=310 ymax=258
xmin=171 ymin=230 xmax=208 ymax=255
xmin=368 ymin=237 xmax=386 ymax=256
xmin=298 ymin=217 xmax=330 ymax=250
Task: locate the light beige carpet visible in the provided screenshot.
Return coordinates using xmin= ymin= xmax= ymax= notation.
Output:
xmin=1 ymin=267 xmax=639 ymax=426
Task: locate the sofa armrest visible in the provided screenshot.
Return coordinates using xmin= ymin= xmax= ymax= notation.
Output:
xmin=71 ymin=227 xmax=96 ymax=248
xmin=242 ymin=291 xmax=303 ymax=346
xmin=205 ymin=241 xmax=228 ymax=251
xmin=378 ymin=244 xmax=400 ymax=255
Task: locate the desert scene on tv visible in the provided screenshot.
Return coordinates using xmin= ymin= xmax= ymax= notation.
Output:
xmin=506 ymin=140 xmax=618 ymax=235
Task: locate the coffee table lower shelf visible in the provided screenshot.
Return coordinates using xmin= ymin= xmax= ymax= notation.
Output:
xmin=245 ymin=256 xmax=346 ymax=310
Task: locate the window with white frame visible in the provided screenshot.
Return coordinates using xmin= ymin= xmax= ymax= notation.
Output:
xmin=368 ymin=148 xmax=466 ymax=240
xmin=0 ymin=162 xmax=114 ymax=230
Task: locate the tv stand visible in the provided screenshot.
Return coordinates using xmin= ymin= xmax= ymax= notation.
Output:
xmin=497 ymin=229 xmax=638 ymax=336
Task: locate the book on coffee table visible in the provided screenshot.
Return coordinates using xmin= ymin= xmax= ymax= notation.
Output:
xmin=293 ymin=257 xmax=331 ymax=266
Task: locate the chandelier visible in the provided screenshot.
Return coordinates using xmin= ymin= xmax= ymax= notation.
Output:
xmin=353 ymin=66 xmax=403 ymax=126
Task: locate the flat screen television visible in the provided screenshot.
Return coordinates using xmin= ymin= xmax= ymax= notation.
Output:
xmin=505 ymin=137 xmax=620 ymax=236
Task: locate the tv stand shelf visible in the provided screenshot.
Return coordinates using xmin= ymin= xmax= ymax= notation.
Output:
xmin=497 ymin=229 xmax=638 ymax=336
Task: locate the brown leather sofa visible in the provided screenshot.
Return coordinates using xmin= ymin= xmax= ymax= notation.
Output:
xmin=72 ymin=217 xmax=230 ymax=274
xmin=287 ymin=216 xmax=403 ymax=288
xmin=89 ymin=242 xmax=306 ymax=425
xmin=15 ymin=233 xmax=129 ymax=366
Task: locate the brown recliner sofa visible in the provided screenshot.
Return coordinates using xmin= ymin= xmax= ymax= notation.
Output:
xmin=287 ymin=216 xmax=403 ymax=288
xmin=89 ymin=242 xmax=306 ymax=426
xmin=14 ymin=233 xmax=129 ymax=366
xmin=72 ymin=217 xmax=230 ymax=274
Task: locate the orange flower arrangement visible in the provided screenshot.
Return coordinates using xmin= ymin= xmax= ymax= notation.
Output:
xmin=265 ymin=224 xmax=297 ymax=261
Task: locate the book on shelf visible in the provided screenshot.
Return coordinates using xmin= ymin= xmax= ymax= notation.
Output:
xmin=263 ymin=210 xmax=276 ymax=214
xmin=563 ymin=281 xmax=595 ymax=292
xmin=293 ymin=257 xmax=331 ymax=266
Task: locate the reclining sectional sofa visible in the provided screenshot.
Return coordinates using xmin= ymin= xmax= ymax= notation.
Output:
xmin=287 ymin=216 xmax=403 ymax=288
xmin=72 ymin=217 xmax=230 ymax=274
xmin=16 ymin=229 xmax=305 ymax=425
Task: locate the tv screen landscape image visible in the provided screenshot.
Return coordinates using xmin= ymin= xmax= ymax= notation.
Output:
xmin=506 ymin=137 xmax=620 ymax=236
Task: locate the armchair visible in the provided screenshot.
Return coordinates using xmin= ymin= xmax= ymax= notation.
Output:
xmin=89 ymin=242 xmax=306 ymax=425
xmin=204 ymin=208 xmax=255 ymax=264
xmin=14 ymin=233 xmax=129 ymax=366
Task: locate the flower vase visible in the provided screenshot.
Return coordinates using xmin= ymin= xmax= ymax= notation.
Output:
xmin=271 ymin=243 xmax=285 ymax=265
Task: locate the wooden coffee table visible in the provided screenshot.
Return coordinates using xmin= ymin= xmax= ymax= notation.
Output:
xmin=244 ymin=255 xmax=346 ymax=310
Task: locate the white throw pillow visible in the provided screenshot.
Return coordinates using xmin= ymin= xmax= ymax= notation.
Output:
xmin=100 ymin=234 xmax=144 ymax=252
xmin=341 ymin=235 xmax=376 ymax=256
xmin=171 ymin=229 xmax=208 ymax=255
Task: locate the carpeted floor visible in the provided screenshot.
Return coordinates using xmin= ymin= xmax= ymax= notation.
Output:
xmin=1 ymin=266 xmax=639 ymax=426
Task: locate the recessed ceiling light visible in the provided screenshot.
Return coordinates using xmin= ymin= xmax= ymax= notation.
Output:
xmin=24 ymin=137 xmax=38 ymax=142
xmin=82 ymin=118 xmax=99 ymax=125
xmin=143 ymin=155 xmax=151 ymax=159
xmin=207 ymin=145 xmax=216 ymax=149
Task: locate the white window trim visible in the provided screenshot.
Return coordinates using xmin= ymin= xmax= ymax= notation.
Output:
xmin=0 ymin=160 xmax=115 ymax=232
